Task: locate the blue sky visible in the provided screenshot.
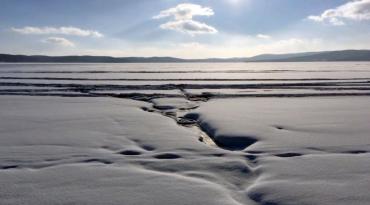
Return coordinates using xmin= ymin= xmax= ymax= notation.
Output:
xmin=0 ymin=0 xmax=369 ymax=58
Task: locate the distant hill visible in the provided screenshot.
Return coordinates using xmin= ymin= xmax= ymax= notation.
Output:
xmin=246 ymin=52 xmax=322 ymax=61
xmin=0 ymin=54 xmax=186 ymax=63
xmin=1 ymin=50 xmax=370 ymax=63
xmin=259 ymin=50 xmax=370 ymax=62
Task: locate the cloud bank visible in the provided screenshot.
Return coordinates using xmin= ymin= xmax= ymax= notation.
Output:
xmin=153 ymin=4 xmax=217 ymax=35
xmin=308 ymin=0 xmax=370 ymax=25
xmin=43 ymin=37 xmax=75 ymax=47
xmin=12 ymin=26 xmax=103 ymax=38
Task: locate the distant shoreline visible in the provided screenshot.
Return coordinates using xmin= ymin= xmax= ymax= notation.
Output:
xmin=1 ymin=49 xmax=370 ymax=63
xmin=1 ymin=61 xmax=370 ymax=64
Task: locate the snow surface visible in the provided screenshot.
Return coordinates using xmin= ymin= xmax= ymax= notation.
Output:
xmin=1 ymin=63 xmax=370 ymax=205
xmin=0 ymin=96 xmax=252 ymax=205
xmin=193 ymin=97 xmax=370 ymax=205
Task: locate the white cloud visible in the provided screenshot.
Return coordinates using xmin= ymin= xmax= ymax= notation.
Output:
xmin=308 ymin=0 xmax=370 ymax=26
xmin=153 ymin=3 xmax=214 ymax=20
xmin=256 ymin=34 xmax=271 ymax=39
xmin=160 ymin=20 xmax=217 ymax=35
xmin=153 ymin=4 xmax=217 ymax=35
xmin=12 ymin=26 xmax=103 ymax=37
xmin=43 ymin=37 xmax=75 ymax=47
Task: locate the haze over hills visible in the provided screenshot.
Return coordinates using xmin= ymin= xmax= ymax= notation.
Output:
xmin=1 ymin=50 xmax=370 ymax=63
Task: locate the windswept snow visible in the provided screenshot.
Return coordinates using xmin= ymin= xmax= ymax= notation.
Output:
xmin=1 ymin=62 xmax=370 ymax=205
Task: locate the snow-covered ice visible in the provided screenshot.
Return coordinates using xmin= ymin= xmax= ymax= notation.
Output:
xmin=1 ymin=62 xmax=370 ymax=205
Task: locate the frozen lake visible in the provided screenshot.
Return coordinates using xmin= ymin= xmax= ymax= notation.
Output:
xmin=1 ymin=62 xmax=370 ymax=97
xmin=1 ymin=62 xmax=370 ymax=205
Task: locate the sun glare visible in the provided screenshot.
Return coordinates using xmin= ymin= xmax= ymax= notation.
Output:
xmin=225 ymin=0 xmax=249 ymax=8
xmin=228 ymin=0 xmax=242 ymax=5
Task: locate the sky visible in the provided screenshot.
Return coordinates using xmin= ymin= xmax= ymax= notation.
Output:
xmin=0 ymin=0 xmax=370 ymax=58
